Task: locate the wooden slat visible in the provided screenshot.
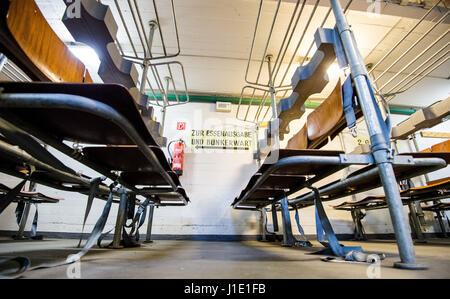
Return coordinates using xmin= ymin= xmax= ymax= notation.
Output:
xmin=420 ymin=131 xmax=450 ymax=139
xmin=6 ymin=0 xmax=92 ymax=83
xmin=307 ymin=78 xmax=343 ymax=141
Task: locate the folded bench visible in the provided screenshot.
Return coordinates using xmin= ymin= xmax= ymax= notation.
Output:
xmin=330 ymin=178 xmax=450 ymax=211
xmin=0 ymin=140 xmax=111 ymax=201
xmin=0 ymin=0 xmax=93 ymax=82
xmin=331 ymin=177 xmax=450 ymax=240
xmin=232 ymin=149 xmax=346 ymax=209
xmin=392 ymin=97 xmax=450 ymax=140
xmin=0 ymin=0 xmax=167 ymax=146
xmin=0 ymin=182 xmax=62 ymax=240
xmin=421 ymin=202 xmax=450 ymax=212
xmin=0 ymin=183 xmax=62 ymax=204
xmin=0 ymin=82 xmax=188 ymax=204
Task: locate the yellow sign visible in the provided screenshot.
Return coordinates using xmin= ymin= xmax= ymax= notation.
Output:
xmin=188 ymin=129 xmax=253 ymax=151
xmin=354 ymin=136 xmax=370 ymax=147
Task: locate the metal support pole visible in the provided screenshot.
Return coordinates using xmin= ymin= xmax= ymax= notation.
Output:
xmin=266 ymin=55 xmax=279 ymax=150
xmin=330 ymin=0 xmax=424 ymax=269
xmin=15 ymin=203 xmax=31 ymax=240
xmin=408 ymin=202 xmax=426 ymax=243
xmin=378 ymin=164 xmax=425 ymax=269
xmin=351 ymin=209 xmax=366 ymax=241
xmin=140 ymin=21 xmax=158 ymax=95
xmin=140 ymin=62 xmax=150 ymax=95
xmin=271 ymin=203 xmax=279 ymax=232
xmin=144 ymin=202 xmax=155 ymax=243
xmin=409 ymin=135 xmax=428 ymax=227
xmin=160 ymin=76 xmax=171 ymax=136
xmin=254 ymin=124 xmax=261 ymax=166
xmin=161 ymin=106 xmax=167 ymax=136
xmin=280 ymin=197 xmax=295 ymax=247
xmin=260 ymin=208 xmax=268 ymax=242
xmin=112 ymin=188 xmax=128 ymax=249
xmin=435 ymin=211 xmax=448 ymax=238
xmin=15 ymin=181 xmax=36 ymax=240
xmin=411 ymin=134 xmax=430 ymax=183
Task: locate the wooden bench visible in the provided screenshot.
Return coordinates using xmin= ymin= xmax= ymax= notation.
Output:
xmin=232 ymin=27 xmax=447 ymax=255
xmin=276 ymin=28 xmax=345 ymax=140
xmin=0 ymin=182 xmax=62 ymax=240
xmin=286 ymin=78 xmax=362 ymax=150
xmin=0 ymin=82 xmax=188 ymax=203
xmin=392 ymin=97 xmax=450 ymax=140
xmin=0 ymin=0 xmax=93 ymax=83
xmin=331 ymin=139 xmax=450 ymax=240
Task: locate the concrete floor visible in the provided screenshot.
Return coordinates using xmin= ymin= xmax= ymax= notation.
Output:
xmin=0 ymin=237 xmax=449 ymax=279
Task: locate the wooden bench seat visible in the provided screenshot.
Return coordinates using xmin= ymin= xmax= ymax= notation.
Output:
xmin=286 ymin=78 xmax=362 ymax=150
xmin=392 ymin=97 xmax=450 ymax=140
xmin=0 ymin=0 xmax=93 ymax=83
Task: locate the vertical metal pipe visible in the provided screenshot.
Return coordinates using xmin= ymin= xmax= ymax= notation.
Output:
xmin=271 ymin=203 xmax=279 ymax=232
xmin=280 ymin=197 xmax=294 ymax=247
xmin=254 ymin=124 xmax=262 ymax=166
xmin=16 ymin=203 xmax=31 ymax=239
xmin=140 ymin=64 xmax=150 ymax=95
xmin=159 ymin=76 xmax=171 ymax=136
xmin=409 ymin=135 xmax=430 ymax=227
xmin=260 ymin=208 xmax=267 ymax=241
xmin=140 ymin=21 xmax=158 ymax=95
xmin=377 ymin=163 xmax=425 ymax=268
xmin=16 ymin=181 xmax=36 ymax=239
xmin=330 ymin=0 xmax=423 ymax=269
xmin=145 ymin=203 xmax=155 ymax=243
xmin=267 ymin=55 xmax=279 ymax=149
xmin=435 ymin=211 xmax=448 ymax=237
xmin=112 ymin=189 xmax=128 ymax=249
xmin=351 ymin=209 xmax=366 ymax=240
xmin=408 ymin=202 xmax=426 ymax=242
xmin=411 ymin=134 xmax=430 ymax=183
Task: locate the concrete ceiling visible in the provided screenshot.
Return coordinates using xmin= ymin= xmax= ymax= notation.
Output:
xmin=36 ymin=0 xmax=450 ymax=108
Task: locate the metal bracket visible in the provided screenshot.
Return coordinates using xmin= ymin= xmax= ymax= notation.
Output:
xmin=392 ymin=155 xmax=415 ymax=166
xmin=339 ymin=153 xmax=374 ymax=165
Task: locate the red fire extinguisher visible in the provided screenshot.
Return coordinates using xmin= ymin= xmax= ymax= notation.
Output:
xmin=168 ymin=139 xmax=185 ymax=176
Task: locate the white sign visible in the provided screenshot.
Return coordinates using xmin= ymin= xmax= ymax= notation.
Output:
xmin=188 ymin=129 xmax=254 ymax=152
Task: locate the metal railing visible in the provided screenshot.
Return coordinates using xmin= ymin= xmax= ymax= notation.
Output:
xmin=236 ymin=0 xmax=353 ymax=125
xmin=0 ymin=54 xmax=31 ymax=82
xmin=106 ymin=0 xmax=190 ymax=110
xmin=366 ymin=0 xmax=449 ymax=102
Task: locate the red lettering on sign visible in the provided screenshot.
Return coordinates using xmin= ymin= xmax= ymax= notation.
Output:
xmin=177 ymin=122 xmax=186 ymax=130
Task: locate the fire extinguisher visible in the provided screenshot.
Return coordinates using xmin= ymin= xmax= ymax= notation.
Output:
xmin=168 ymin=139 xmax=185 ymax=176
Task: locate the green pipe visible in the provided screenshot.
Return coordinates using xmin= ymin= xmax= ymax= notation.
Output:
xmin=388 ymin=106 xmax=418 ymax=115
xmin=147 ymin=93 xmax=417 ymax=115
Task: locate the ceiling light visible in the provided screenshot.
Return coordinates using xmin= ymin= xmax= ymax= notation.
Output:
xmin=68 ymin=43 xmax=101 ymax=72
xmin=327 ymin=63 xmax=344 ymax=77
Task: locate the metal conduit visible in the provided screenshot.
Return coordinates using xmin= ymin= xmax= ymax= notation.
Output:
xmin=107 ymin=0 xmax=189 ymax=110
xmin=367 ymin=2 xmax=450 ymax=102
